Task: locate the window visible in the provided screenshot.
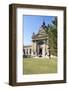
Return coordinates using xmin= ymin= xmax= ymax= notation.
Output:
xmin=23 ymin=49 xmax=25 ymax=54
xmin=30 ymin=49 xmax=31 ymax=54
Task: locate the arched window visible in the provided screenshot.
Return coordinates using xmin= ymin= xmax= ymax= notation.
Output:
xmin=23 ymin=49 xmax=25 ymax=54
xmin=30 ymin=49 xmax=31 ymax=54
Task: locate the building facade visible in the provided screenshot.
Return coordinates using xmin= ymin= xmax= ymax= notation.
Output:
xmin=23 ymin=21 xmax=49 ymax=57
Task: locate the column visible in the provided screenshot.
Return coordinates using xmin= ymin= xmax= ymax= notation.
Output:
xmin=32 ymin=41 xmax=37 ymax=56
xmin=42 ymin=40 xmax=45 ymax=57
xmin=34 ymin=41 xmax=37 ymax=56
xmin=32 ymin=41 xmax=34 ymax=56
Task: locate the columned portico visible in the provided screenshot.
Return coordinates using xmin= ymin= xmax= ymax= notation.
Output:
xmin=31 ymin=39 xmax=48 ymax=57
xmin=23 ymin=21 xmax=49 ymax=57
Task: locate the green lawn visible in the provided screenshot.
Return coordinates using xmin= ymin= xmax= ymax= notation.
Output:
xmin=23 ymin=57 xmax=57 ymax=75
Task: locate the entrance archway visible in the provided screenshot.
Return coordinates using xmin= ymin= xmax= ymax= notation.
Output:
xmin=39 ymin=48 xmax=42 ymax=57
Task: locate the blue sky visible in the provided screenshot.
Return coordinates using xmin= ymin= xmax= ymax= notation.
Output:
xmin=23 ymin=15 xmax=56 ymax=45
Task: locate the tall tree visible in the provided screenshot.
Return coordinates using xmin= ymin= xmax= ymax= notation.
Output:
xmin=46 ymin=17 xmax=57 ymax=56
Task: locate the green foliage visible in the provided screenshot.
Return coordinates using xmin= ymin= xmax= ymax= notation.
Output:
xmin=23 ymin=55 xmax=31 ymax=58
xmin=46 ymin=17 xmax=57 ymax=56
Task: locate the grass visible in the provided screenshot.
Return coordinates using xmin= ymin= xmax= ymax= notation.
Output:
xmin=23 ymin=57 xmax=57 ymax=75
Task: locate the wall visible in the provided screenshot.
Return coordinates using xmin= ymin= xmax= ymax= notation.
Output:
xmin=0 ymin=0 xmax=68 ymax=90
